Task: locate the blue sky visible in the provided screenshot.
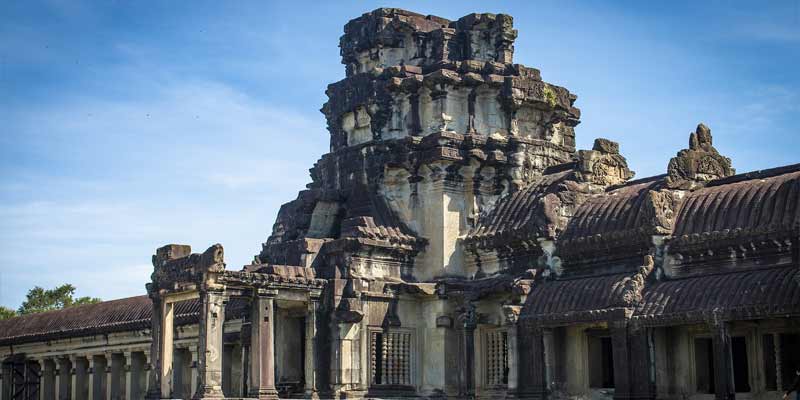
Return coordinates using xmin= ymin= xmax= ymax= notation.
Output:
xmin=1 ymin=0 xmax=798 ymax=308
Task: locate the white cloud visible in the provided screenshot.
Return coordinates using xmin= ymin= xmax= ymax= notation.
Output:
xmin=0 ymin=78 xmax=328 ymax=308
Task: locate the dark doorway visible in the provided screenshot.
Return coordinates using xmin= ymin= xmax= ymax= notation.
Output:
xmin=588 ymin=335 xmax=615 ymax=388
xmin=695 ymin=338 xmax=715 ymax=394
xmin=780 ymin=333 xmax=800 ymax=392
xmin=763 ymin=334 xmax=777 ymax=391
xmin=731 ymin=336 xmax=750 ymax=392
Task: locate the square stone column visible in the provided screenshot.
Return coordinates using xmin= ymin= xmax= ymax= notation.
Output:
xmin=711 ymin=321 xmax=735 ymax=400
xmin=142 ymin=353 xmax=151 ymax=398
xmin=53 ymin=362 xmax=60 ymax=400
xmin=87 ymin=355 xmax=106 ymax=400
xmin=304 ymin=298 xmax=319 ymax=397
xmin=146 ymin=296 xmax=174 ymax=400
xmin=193 ymin=290 xmax=227 ymax=399
xmin=36 ymin=358 xmax=48 ymax=400
xmin=123 ymin=352 xmax=133 ymax=400
xmin=105 ymin=354 xmax=113 ymax=400
xmin=190 ymin=348 xmax=199 ymax=397
xmin=248 ymin=293 xmax=279 ymax=399
xmin=516 ymin=324 xmax=547 ymax=400
xmin=69 ymin=356 xmax=80 ymax=400
xmin=542 ymin=328 xmax=556 ymax=391
xmin=458 ymin=305 xmax=478 ymax=398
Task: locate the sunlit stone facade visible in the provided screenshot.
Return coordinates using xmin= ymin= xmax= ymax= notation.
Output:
xmin=2 ymin=8 xmax=799 ymax=400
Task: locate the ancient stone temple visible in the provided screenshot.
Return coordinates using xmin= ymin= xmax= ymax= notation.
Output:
xmin=1 ymin=7 xmax=799 ymax=400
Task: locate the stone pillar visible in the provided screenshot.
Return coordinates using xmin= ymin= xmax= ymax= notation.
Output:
xmin=143 ymin=353 xmax=151 ymax=400
xmin=70 ymin=356 xmax=80 ymax=400
xmin=611 ymin=322 xmax=633 ymax=400
xmin=54 ymin=361 xmax=61 ymax=400
xmin=248 ymin=294 xmax=279 ymax=399
xmin=501 ymin=305 xmax=522 ymax=395
xmin=711 ymin=322 xmax=735 ymax=400
xmin=146 ymin=296 xmax=174 ymax=400
xmin=190 ymin=348 xmax=199 ymax=398
xmin=304 ymin=298 xmax=319 ymax=397
xmin=105 ymin=353 xmax=113 ymax=400
xmin=194 ymin=290 xmax=227 ymax=399
xmin=542 ymin=328 xmax=556 ymax=390
xmin=507 ymin=324 xmax=520 ymax=393
xmin=37 ymin=358 xmax=49 ymax=400
xmin=459 ymin=306 xmax=477 ymax=398
xmin=240 ymin=325 xmax=251 ymax=397
xmin=123 ymin=352 xmax=132 ymax=400
xmin=87 ymin=356 xmax=97 ymax=400
xmin=774 ymin=334 xmax=783 ymax=392
xmin=516 ymin=324 xmax=546 ymax=400
xmin=628 ymin=327 xmax=655 ymax=400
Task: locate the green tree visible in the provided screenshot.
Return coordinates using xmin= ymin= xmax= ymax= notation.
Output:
xmin=0 ymin=306 xmax=16 ymax=320
xmin=17 ymin=284 xmax=101 ymax=315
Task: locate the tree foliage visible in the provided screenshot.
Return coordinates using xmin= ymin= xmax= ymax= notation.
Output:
xmin=17 ymin=284 xmax=101 ymax=315
xmin=0 ymin=306 xmax=16 ymax=320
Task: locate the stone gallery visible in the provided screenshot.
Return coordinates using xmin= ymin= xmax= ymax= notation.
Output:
xmin=1 ymin=7 xmax=799 ymax=400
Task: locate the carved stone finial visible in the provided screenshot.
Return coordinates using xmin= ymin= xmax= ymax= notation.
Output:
xmin=666 ymin=123 xmax=734 ymax=190
xmin=199 ymin=244 xmax=225 ymax=273
xmin=575 ymin=138 xmax=634 ymax=186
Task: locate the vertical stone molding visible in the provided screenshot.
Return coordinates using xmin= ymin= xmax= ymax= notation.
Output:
xmin=458 ymin=304 xmax=478 ymax=398
xmin=304 ymin=297 xmax=319 ymax=397
xmin=248 ymin=293 xmax=279 ymax=399
xmin=610 ymin=322 xmax=632 ymax=400
xmin=194 ymin=290 xmax=227 ymax=399
xmin=123 ymin=352 xmax=133 ymax=400
xmin=516 ymin=324 xmax=546 ymax=400
xmin=145 ymin=295 xmax=171 ymax=400
xmin=189 ymin=348 xmax=199 ymax=398
xmin=711 ymin=321 xmax=735 ymax=400
xmin=104 ymin=353 xmax=113 ymax=400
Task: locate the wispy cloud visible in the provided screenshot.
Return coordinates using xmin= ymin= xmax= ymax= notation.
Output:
xmin=0 ymin=78 xmax=326 ymax=308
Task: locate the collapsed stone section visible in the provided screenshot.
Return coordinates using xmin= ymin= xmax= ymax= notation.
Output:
xmin=340 ymin=8 xmax=517 ymax=76
xmin=325 ymin=8 xmax=579 ymax=162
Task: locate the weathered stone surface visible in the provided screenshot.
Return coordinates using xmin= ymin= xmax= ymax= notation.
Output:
xmin=1 ymin=8 xmax=798 ymax=400
xmin=665 ymin=123 xmax=735 ymax=189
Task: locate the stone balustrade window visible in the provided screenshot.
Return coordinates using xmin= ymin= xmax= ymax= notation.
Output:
xmin=370 ymin=330 xmax=413 ymax=386
xmin=484 ymin=329 xmax=508 ymax=387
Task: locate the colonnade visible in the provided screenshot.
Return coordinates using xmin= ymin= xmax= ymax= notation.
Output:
xmin=0 ymin=350 xmax=150 ymax=400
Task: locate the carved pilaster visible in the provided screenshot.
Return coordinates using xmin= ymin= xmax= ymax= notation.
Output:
xmin=194 ymin=290 xmax=227 ymax=399
xmin=457 ymin=303 xmax=478 ymax=398
xmin=248 ymin=293 xmax=279 ymax=399
xmin=304 ymin=297 xmax=319 ymax=397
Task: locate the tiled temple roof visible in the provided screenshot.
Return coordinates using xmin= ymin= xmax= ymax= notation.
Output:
xmin=671 ymin=166 xmax=800 ymax=244
xmin=0 ymin=295 xmax=249 ymax=346
xmin=634 ymin=266 xmax=800 ymax=325
xmin=560 ymin=177 xmax=665 ymax=242
xmin=520 ymin=273 xmax=632 ymax=324
xmin=467 ymin=170 xmax=572 ymax=246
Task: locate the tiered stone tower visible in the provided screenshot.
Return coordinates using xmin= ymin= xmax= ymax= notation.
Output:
xmin=260 ymin=8 xmax=580 ymax=280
